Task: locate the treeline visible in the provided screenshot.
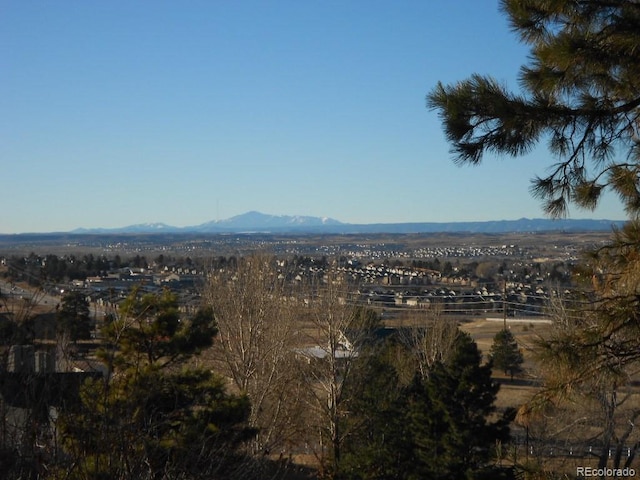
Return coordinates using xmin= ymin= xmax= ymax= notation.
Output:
xmin=2 ymin=252 xmax=334 ymax=287
xmin=2 ymin=250 xmax=575 ymax=292
xmin=2 ymin=253 xmax=192 ymax=285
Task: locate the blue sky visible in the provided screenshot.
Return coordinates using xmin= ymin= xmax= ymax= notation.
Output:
xmin=1 ymin=1 xmax=627 ymax=233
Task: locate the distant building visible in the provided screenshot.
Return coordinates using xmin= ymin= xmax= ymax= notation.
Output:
xmin=8 ymin=345 xmax=55 ymax=373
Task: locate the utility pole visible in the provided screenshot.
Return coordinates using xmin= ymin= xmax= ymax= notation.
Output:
xmin=503 ymin=280 xmax=507 ymax=330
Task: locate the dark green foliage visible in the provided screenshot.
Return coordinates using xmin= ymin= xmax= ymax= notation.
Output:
xmin=60 ymin=367 xmax=254 ymax=480
xmin=338 ymin=351 xmax=406 ymax=479
xmin=402 ymin=332 xmax=514 ymax=480
xmin=338 ymin=331 xmax=515 ymax=480
xmin=100 ymin=287 xmax=217 ymax=369
xmin=347 ymin=306 xmax=384 ymax=351
xmin=57 ymin=290 xmax=92 ymax=341
xmin=427 ymin=0 xmax=640 ymax=218
xmin=4 ymin=252 xmax=203 ymax=286
xmin=490 ymin=328 xmax=524 ymax=379
xmin=56 ymin=288 xmax=253 ymax=479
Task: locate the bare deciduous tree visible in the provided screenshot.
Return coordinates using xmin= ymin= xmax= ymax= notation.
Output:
xmin=297 ymin=271 xmax=378 ymax=473
xmin=203 ymin=254 xmax=306 ymax=455
xmin=396 ymin=305 xmax=458 ymax=381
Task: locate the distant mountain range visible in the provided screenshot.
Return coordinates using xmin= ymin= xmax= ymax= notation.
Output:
xmin=69 ymin=211 xmax=626 ymax=235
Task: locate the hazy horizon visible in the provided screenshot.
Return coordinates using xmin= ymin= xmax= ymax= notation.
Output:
xmin=1 ymin=210 xmax=627 ymax=235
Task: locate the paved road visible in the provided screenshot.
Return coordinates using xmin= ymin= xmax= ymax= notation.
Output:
xmin=0 ymin=278 xmax=61 ymax=311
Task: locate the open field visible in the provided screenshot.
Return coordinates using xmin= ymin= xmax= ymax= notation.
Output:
xmin=461 ymin=317 xmax=549 ymax=410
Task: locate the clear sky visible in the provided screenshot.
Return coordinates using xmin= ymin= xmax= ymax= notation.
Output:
xmin=1 ymin=1 xmax=628 ymax=234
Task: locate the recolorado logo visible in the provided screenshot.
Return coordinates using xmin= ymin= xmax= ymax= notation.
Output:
xmin=576 ymin=467 xmax=636 ymax=478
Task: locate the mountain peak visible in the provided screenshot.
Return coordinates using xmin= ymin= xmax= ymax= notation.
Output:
xmin=199 ymin=211 xmax=343 ymax=231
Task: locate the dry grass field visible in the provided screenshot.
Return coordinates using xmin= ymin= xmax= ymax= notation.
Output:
xmin=461 ymin=317 xmax=548 ymax=410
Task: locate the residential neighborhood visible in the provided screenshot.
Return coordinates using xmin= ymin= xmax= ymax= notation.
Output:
xmin=0 ymin=231 xmax=582 ymax=327
xmin=0 ymin=231 xmax=625 ymax=479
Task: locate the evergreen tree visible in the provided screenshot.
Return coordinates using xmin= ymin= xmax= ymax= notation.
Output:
xmin=57 ymin=290 xmax=92 ymax=341
xmin=529 ymin=223 xmax=640 ymax=469
xmin=338 ymin=331 xmax=515 ymax=480
xmin=428 ymin=1 xmax=640 ymax=471
xmin=337 ymin=348 xmax=406 ymax=479
xmin=403 ymin=332 xmax=514 ymax=480
xmin=427 ymin=0 xmax=640 ymax=218
xmin=490 ymin=328 xmax=524 ymax=379
xmin=55 ymin=287 xmax=254 ymax=480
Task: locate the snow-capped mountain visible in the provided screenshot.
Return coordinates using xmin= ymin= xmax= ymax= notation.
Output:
xmin=71 ymin=212 xmax=343 ymax=234
xmin=193 ymin=211 xmax=343 ymax=232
